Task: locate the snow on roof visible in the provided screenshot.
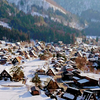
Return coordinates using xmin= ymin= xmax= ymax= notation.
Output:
xmin=83 ymin=86 xmax=100 ymax=89
xmin=78 ymin=79 xmax=89 ymax=84
xmin=68 ymin=86 xmax=80 ymax=91
xmin=38 ymin=75 xmax=53 ymax=82
xmin=55 ymin=47 xmax=61 ymax=51
xmin=83 ymin=43 xmax=89 ymax=47
xmin=93 ymin=62 xmax=98 ymax=67
xmin=91 ymin=88 xmax=100 ymax=91
xmin=79 ymin=72 xmax=100 ymax=81
xmin=0 ymin=64 xmax=12 ymax=74
xmin=65 ymin=64 xmax=73 ymax=69
xmin=95 ymin=53 xmax=100 ymax=55
xmin=63 ymin=93 xmax=74 ymax=99
xmin=73 ymin=76 xmax=80 ymax=80
xmin=0 ymin=40 xmax=5 ymax=44
xmin=88 ymin=58 xmax=96 ymax=61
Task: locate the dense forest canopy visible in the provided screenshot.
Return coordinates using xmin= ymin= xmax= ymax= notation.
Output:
xmin=0 ymin=26 xmax=28 ymax=42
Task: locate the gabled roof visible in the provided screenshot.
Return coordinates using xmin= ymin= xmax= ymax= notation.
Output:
xmin=46 ymin=79 xmax=59 ymax=90
xmin=0 ymin=69 xmax=12 ymax=78
xmin=31 ymin=86 xmax=40 ymax=91
xmin=46 ymin=68 xmax=56 ymax=76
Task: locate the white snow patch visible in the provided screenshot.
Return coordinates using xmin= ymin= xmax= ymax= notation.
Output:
xmin=63 ymin=93 xmax=74 ymax=99
xmin=0 ymin=21 xmax=11 ymax=29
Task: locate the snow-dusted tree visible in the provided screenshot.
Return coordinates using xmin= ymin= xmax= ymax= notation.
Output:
xmin=32 ymin=73 xmax=41 ymax=86
xmin=10 ymin=66 xmax=24 ymax=81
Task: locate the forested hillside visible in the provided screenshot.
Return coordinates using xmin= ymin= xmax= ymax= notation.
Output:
xmin=0 ymin=0 xmax=83 ymax=43
xmin=0 ymin=26 xmax=28 ymax=42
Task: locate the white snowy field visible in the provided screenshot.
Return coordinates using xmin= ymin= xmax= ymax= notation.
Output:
xmin=0 ymin=85 xmax=51 ymax=100
xmin=0 ymin=58 xmax=52 ymax=100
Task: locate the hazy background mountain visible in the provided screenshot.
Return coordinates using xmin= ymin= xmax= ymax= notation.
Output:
xmin=54 ymin=0 xmax=100 ymax=36
xmin=53 ymin=0 xmax=100 ymax=15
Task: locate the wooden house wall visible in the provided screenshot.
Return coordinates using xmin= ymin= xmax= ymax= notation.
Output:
xmin=32 ymin=90 xmax=40 ymax=95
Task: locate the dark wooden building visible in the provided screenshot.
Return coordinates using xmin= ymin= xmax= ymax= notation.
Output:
xmin=62 ymin=87 xmax=81 ymax=100
xmin=45 ymin=79 xmax=59 ymax=97
xmin=12 ymin=57 xmax=21 ymax=65
xmin=62 ymin=71 xmax=74 ymax=81
xmin=1 ymin=70 xmax=12 ymax=81
xmin=76 ymin=77 xmax=98 ymax=88
xmin=46 ymin=79 xmax=59 ymax=90
xmin=31 ymin=86 xmax=40 ymax=95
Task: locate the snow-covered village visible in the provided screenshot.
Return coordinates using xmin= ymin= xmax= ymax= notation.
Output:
xmin=0 ymin=37 xmax=100 ymax=100
xmin=1 ymin=0 xmax=100 ymax=100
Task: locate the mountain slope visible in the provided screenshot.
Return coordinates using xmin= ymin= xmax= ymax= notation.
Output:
xmin=46 ymin=0 xmax=67 ymax=14
xmin=81 ymin=9 xmax=100 ymax=36
xmin=54 ymin=0 xmax=100 ymax=36
xmin=54 ymin=0 xmax=100 ymax=15
xmin=6 ymin=0 xmax=67 ymax=14
xmin=6 ymin=0 xmax=85 ymax=30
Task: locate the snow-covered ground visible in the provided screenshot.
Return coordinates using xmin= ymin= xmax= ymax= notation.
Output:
xmin=0 ymin=85 xmax=51 ymax=100
xmin=0 ymin=58 xmax=53 ymax=100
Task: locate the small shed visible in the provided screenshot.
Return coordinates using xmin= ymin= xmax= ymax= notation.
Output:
xmin=12 ymin=57 xmax=21 ymax=65
xmin=1 ymin=70 xmax=12 ymax=81
xmin=31 ymin=86 xmax=40 ymax=95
